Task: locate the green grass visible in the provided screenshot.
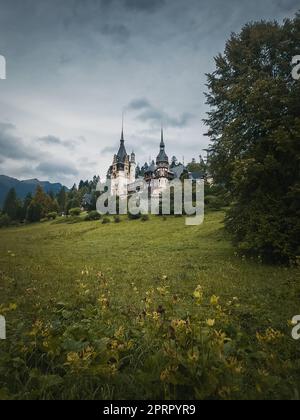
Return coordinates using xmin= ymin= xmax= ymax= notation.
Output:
xmin=0 ymin=212 xmax=300 ymax=400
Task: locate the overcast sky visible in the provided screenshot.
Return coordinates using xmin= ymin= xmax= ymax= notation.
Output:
xmin=0 ymin=0 xmax=298 ymax=186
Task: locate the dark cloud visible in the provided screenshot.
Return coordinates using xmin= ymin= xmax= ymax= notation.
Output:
xmin=123 ymin=0 xmax=166 ymax=12
xmin=0 ymin=123 xmax=33 ymax=160
xmin=127 ymin=98 xmax=151 ymax=110
xmin=36 ymin=161 xmax=79 ymax=177
xmin=100 ymin=23 xmax=131 ymax=43
xmin=128 ymin=98 xmax=194 ymax=128
xmin=37 ymin=135 xmax=79 ymax=149
xmin=38 ymin=135 xmax=64 ymax=146
xmin=274 ymin=0 xmax=300 ymax=12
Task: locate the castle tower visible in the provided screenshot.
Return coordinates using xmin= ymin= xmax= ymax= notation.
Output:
xmin=129 ymin=151 xmax=136 ymax=184
xmin=108 ymin=117 xmax=137 ymax=196
xmin=156 ymin=128 xmax=169 ymax=177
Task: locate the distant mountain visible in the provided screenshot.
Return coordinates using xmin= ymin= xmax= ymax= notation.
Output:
xmin=0 ymin=175 xmax=68 ymax=207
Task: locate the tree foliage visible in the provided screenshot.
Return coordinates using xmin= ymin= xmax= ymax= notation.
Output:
xmin=205 ymin=14 xmax=300 ymax=263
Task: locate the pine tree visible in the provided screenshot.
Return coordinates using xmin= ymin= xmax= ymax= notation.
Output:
xmin=3 ymin=188 xmax=18 ymax=220
xmin=57 ymin=187 xmax=67 ymax=214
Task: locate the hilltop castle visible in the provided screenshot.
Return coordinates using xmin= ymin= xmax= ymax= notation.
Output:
xmin=107 ymin=127 xmax=204 ymax=197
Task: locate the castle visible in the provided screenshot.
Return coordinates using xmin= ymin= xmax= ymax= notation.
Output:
xmin=107 ymin=127 xmax=190 ymax=197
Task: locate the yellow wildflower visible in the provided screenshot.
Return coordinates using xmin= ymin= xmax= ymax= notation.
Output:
xmin=210 ymin=295 xmax=220 ymax=306
xmin=152 ymin=311 xmax=160 ymax=321
xmin=206 ymin=319 xmax=215 ymax=327
xmin=187 ymin=348 xmax=199 ymax=362
xmin=193 ymin=285 xmax=203 ymax=300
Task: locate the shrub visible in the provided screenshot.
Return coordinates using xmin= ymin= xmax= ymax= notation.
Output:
xmin=85 ymin=211 xmax=102 ymax=221
xmin=128 ymin=212 xmax=141 ymax=220
xmin=0 ymin=214 xmax=11 ymax=228
xmin=69 ymin=208 xmax=81 ymax=217
xmin=47 ymin=212 xmax=58 ymax=220
xmin=114 ymin=215 xmax=121 ymax=223
xmin=102 ymin=217 xmax=111 ymax=224
xmin=205 ymin=195 xmax=224 ymax=211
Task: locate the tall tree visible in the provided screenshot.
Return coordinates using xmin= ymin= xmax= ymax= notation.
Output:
xmin=3 ymin=188 xmax=18 ymax=220
xmin=204 ymin=13 xmax=300 ymax=263
xmin=57 ymin=187 xmax=67 ymax=213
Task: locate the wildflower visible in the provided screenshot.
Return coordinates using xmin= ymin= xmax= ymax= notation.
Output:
xmin=218 ymin=386 xmax=232 ymax=399
xmin=187 ymin=348 xmax=199 ymax=362
xmin=193 ymin=285 xmax=203 ymax=300
xmin=256 ymin=328 xmax=284 ymax=344
xmin=206 ymin=319 xmax=215 ymax=327
xmin=160 ymin=368 xmax=170 ymax=382
xmin=114 ymin=326 xmax=125 ymax=339
xmin=258 ymin=369 xmax=269 ymax=377
xmin=172 ymin=295 xmax=180 ymax=304
xmin=157 ymin=286 xmax=169 ymax=296
xmin=66 ymin=352 xmax=80 ymax=364
xmin=98 ymin=295 xmax=109 ymax=309
xmin=160 ymin=366 xmax=178 ymax=382
xmin=210 ymin=295 xmax=220 ymax=306
xmin=82 ymin=346 xmax=95 ymax=361
xmin=109 ymin=363 xmax=118 ymax=376
xmin=152 ymin=311 xmax=160 ymax=322
xmin=193 ymin=285 xmax=203 ymax=305
xmin=226 ymin=357 xmax=243 ymax=374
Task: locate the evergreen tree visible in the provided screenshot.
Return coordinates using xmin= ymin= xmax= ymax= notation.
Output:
xmin=57 ymin=187 xmax=67 ymax=213
xmin=3 ymin=188 xmax=18 ymax=220
xmin=26 ymin=201 xmax=43 ymax=223
xmin=204 ymin=13 xmax=300 ymax=263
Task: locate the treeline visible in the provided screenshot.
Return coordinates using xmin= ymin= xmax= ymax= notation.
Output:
xmin=0 ymin=176 xmax=100 ymax=227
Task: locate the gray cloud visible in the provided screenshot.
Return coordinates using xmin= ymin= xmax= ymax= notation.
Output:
xmin=36 ymin=161 xmax=79 ymax=177
xmin=123 ymin=0 xmax=166 ymax=12
xmin=0 ymin=123 xmax=34 ymax=160
xmin=128 ymin=98 xmax=194 ymax=128
xmin=37 ymin=135 xmax=79 ymax=149
xmin=127 ymin=98 xmax=151 ymax=110
xmin=101 ymin=146 xmax=119 ymax=155
xmin=100 ymin=23 xmax=131 ymax=43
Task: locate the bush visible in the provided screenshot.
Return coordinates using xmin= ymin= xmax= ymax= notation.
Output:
xmin=128 ymin=212 xmax=141 ymax=220
xmin=226 ymin=197 xmax=300 ymax=265
xmin=85 ymin=211 xmax=102 ymax=221
xmin=205 ymin=195 xmax=224 ymax=211
xmin=69 ymin=208 xmax=81 ymax=217
xmin=0 ymin=214 xmax=11 ymax=228
xmin=114 ymin=215 xmax=121 ymax=223
xmin=141 ymin=214 xmax=150 ymax=222
xmin=102 ymin=217 xmax=111 ymax=224
xmin=47 ymin=212 xmax=58 ymax=220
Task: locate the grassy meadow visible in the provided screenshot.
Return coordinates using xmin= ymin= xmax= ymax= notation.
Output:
xmin=0 ymin=211 xmax=300 ymax=400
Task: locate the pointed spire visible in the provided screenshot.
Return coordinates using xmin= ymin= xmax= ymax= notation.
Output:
xmin=121 ymin=111 xmax=124 ymax=142
xmin=160 ymin=124 xmax=165 ymax=148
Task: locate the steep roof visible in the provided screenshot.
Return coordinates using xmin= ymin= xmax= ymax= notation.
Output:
xmin=116 ymin=129 xmax=128 ymax=163
xmin=156 ymin=128 xmax=169 ymax=164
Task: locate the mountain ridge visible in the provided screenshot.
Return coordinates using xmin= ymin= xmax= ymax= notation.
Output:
xmin=0 ymin=175 xmax=68 ymax=207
